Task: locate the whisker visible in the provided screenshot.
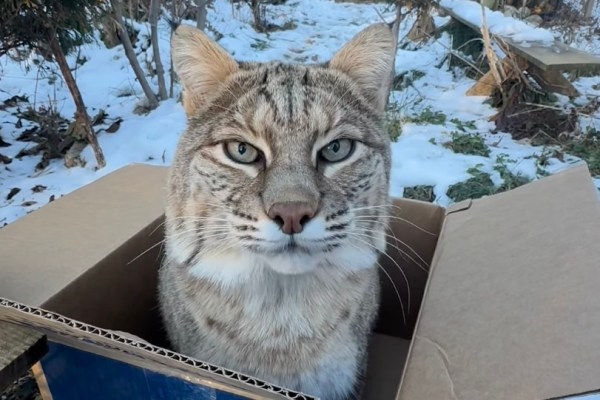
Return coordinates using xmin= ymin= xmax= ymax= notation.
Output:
xmin=169 ymin=216 xmax=232 ymax=222
xmin=352 ymin=214 xmax=437 ymax=236
xmin=136 ymin=225 xmax=232 ymax=266
xmin=346 ymin=233 xmax=411 ymax=315
xmin=351 ymin=229 xmax=428 ymax=273
xmin=344 ymin=241 xmax=407 ymax=325
xmin=165 ymin=227 xmax=230 ymax=239
xmin=162 ymin=230 xmax=234 ymax=267
xmin=375 ymin=259 xmax=407 ymax=325
xmin=355 ymin=224 xmax=429 ymax=271
xmin=127 ymin=239 xmax=167 ymax=265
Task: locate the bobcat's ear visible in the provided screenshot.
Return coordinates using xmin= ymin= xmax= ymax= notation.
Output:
xmin=329 ymin=23 xmax=396 ymax=112
xmin=171 ymin=24 xmax=238 ymax=117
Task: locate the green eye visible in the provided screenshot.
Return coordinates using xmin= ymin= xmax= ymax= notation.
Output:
xmin=319 ymin=139 xmax=355 ymax=163
xmin=224 ymin=141 xmax=260 ymax=164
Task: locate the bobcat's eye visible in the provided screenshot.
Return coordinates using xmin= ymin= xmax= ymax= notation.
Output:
xmin=319 ymin=139 xmax=355 ymax=163
xmin=224 ymin=141 xmax=260 ymax=164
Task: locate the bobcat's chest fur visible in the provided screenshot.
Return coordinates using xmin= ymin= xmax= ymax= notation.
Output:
xmin=159 ymin=256 xmax=379 ymax=399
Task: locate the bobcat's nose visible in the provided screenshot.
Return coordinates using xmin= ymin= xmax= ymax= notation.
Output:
xmin=268 ymin=201 xmax=316 ymax=235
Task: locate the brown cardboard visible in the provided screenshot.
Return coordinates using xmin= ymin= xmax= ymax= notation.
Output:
xmin=375 ymin=198 xmax=444 ymax=340
xmin=0 ymin=164 xmax=167 ymax=308
xmin=0 ymin=164 xmax=169 ymax=342
xmin=0 ymin=164 xmax=314 ymax=400
xmin=1 ymin=162 xmax=599 ymax=400
xmin=398 ymin=164 xmax=600 ymax=400
xmin=0 ymin=163 xmax=436 ymax=400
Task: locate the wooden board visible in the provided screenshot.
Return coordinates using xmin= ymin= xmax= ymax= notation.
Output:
xmin=0 ymin=321 xmax=48 ymax=392
xmin=439 ymin=4 xmax=600 ymax=71
xmin=506 ymin=37 xmax=600 ymax=71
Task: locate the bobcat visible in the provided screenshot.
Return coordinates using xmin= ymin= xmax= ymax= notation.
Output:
xmin=158 ymin=22 xmax=396 ymax=400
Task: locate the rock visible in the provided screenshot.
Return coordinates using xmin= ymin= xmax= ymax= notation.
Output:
xmin=518 ymin=6 xmax=532 ymax=18
xmin=525 ymin=14 xmax=543 ymax=26
xmin=481 ymin=0 xmax=498 ymax=9
xmin=503 ymin=5 xmax=519 ymax=17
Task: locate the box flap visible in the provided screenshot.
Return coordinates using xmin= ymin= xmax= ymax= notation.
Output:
xmin=0 ymin=164 xmax=169 ymax=308
xmin=399 ymin=164 xmax=600 ymax=400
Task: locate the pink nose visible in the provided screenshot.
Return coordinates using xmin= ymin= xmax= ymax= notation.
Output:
xmin=268 ymin=202 xmax=316 ymax=235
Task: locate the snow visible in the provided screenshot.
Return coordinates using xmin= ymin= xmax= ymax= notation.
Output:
xmin=1 ymin=0 xmax=599 ymax=229
xmin=440 ymin=0 xmax=556 ymax=43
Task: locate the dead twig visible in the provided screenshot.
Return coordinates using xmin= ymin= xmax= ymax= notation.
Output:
xmin=480 ymin=4 xmax=504 ymax=95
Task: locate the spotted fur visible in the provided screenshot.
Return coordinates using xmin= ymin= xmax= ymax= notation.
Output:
xmin=158 ymin=22 xmax=395 ymax=400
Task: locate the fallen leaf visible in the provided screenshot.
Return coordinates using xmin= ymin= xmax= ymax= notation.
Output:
xmin=104 ymin=118 xmax=123 ymax=134
xmin=31 ymin=184 xmax=47 ymax=193
xmin=0 ymin=153 xmax=11 ymax=164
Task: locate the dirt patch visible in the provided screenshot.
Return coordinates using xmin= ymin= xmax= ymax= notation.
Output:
xmin=494 ymin=101 xmax=577 ymax=142
xmin=490 ymin=79 xmax=580 ymax=143
xmin=492 ymin=85 xmax=600 ymax=176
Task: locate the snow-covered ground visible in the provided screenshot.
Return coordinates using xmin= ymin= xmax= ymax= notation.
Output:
xmin=1 ymin=0 xmax=599 ymax=227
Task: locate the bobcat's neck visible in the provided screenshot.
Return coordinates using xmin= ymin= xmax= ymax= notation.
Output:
xmin=176 ymin=244 xmax=379 ymax=289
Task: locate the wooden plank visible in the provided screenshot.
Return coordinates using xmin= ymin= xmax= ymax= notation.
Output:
xmin=506 ymin=37 xmax=600 ymax=72
xmin=0 ymin=321 xmax=48 ymax=392
xmin=32 ymin=362 xmax=54 ymax=400
xmin=439 ymin=5 xmax=600 ymax=71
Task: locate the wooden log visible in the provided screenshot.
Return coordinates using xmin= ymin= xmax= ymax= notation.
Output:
xmin=526 ymin=65 xmax=580 ymax=97
xmin=0 ymin=321 xmax=48 ymax=393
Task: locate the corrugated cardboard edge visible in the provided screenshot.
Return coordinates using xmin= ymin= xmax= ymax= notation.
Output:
xmin=0 ymin=299 xmax=316 ymax=400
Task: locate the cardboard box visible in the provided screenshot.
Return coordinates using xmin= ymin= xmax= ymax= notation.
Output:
xmin=0 ymin=163 xmax=599 ymax=400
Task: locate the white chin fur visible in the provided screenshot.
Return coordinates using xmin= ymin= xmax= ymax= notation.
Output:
xmin=180 ymin=218 xmax=384 ymax=284
xmin=186 ymin=244 xmax=378 ymax=286
xmin=258 ymin=252 xmax=320 ymax=275
xmin=259 ymin=244 xmax=379 ymax=275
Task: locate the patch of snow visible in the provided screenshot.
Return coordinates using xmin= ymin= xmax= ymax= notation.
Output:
xmin=440 ymin=0 xmax=556 ymax=43
xmin=565 ymin=394 xmax=600 ymax=399
xmin=1 ymin=0 xmax=599 ymax=229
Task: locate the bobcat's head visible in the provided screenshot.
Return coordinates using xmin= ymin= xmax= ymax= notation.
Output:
xmin=166 ymin=23 xmax=395 ymax=283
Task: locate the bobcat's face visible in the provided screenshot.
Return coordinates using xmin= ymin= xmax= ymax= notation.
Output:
xmin=167 ymin=24 xmax=395 ymax=280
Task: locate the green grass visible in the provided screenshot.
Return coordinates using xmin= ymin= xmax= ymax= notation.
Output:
xmin=563 ymin=128 xmax=600 ymax=176
xmin=393 ymin=69 xmax=426 ymax=91
xmin=450 ymin=118 xmax=477 ymax=132
xmin=447 ymin=156 xmax=532 ymax=202
xmin=384 ymin=100 xmax=407 ymax=142
xmin=403 ymin=185 xmax=436 ymax=203
xmin=444 ymin=132 xmax=491 ymax=157
xmin=447 ymin=167 xmax=496 ymax=202
xmin=250 ymin=39 xmax=270 ymax=51
xmin=493 ymin=154 xmax=532 ymax=191
xmin=405 ymin=107 xmax=447 ymax=125
xmin=384 ymin=111 xmax=403 ymax=142
xmin=385 ymin=106 xmax=448 ymax=141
